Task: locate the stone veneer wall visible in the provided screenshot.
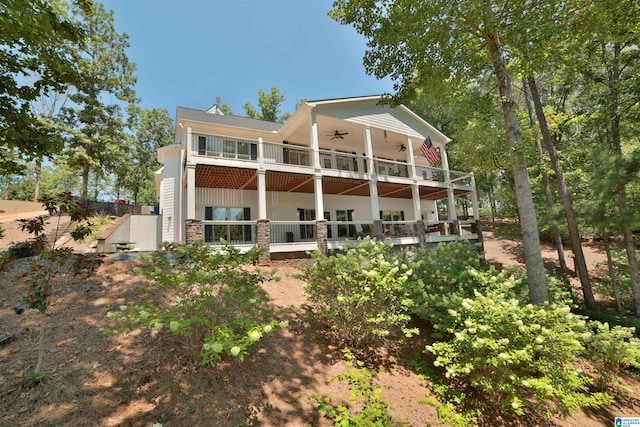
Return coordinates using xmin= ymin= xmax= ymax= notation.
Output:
xmin=185 ymin=219 xmax=202 ymax=244
xmin=256 ymin=219 xmax=270 ymax=265
xmin=372 ymin=220 xmax=384 ymax=239
xmin=414 ymin=219 xmax=426 ymax=246
xmin=315 ymin=220 xmax=328 ymax=254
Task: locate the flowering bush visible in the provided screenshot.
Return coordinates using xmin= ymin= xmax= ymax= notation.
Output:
xmin=107 ymin=241 xmax=286 ymax=366
xmin=300 ymin=238 xmax=418 ymax=358
xmin=425 ymin=288 xmax=612 ymax=419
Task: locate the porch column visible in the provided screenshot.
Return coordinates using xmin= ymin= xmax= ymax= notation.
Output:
xmin=411 ymin=183 xmax=422 ymax=222
xmin=256 ymin=219 xmax=270 ymax=265
xmin=414 ymin=219 xmax=426 ymax=246
xmin=315 ymin=219 xmax=328 ymax=254
xmin=314 ymin=174 xmax=324 ymax=220
xmin=185 ymin=219 xmax=202 ymax=244
xmin=406 ymin=137 xmax=417 ymax=180
xmin=364 ymin=127 xmax=380 ymax=220
xmin=372 ymin=219 xmax=385 ymax=239
xmin=470 ymin=173 xmax=480 ymax=221
xmin=309 ymin=110 xmax=321 ymax=170
xmin=257 ymin=170 xmax=267 ymax=219
xmin=440 ymin=144 xmax=457 ymax=220
xmin=186 ymin=164 xmax=196 ymax=220
xmin=186 ymin=126 xmax=193 ymax=162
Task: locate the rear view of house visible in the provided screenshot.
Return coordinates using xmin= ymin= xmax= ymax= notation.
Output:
xmin=156 ymin=95 xmax=480 ymax=263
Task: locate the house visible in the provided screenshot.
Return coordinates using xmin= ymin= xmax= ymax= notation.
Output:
xmin=156 ymin=95 xmax=480 ymax=263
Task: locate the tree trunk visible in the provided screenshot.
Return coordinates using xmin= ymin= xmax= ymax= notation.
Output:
xmin=619 ymin=189 xmax=640 ymax=316
xmin=526 ymin=76 xmax=595 ymax=309
xmin=602 ymin=229 xmax=622 ymax=313
xmin=81 ymin=163 xmax=90 ymax=200
xmin=33 ymin=160 xmax=42 ymax=203
xmin=522 ymin=78 xmax=570 ymax=280
xmin=483 ymin=17 xmax=548 ymax=303
xmin=607 ymin=42 xmax=640 ymax=316
xmin=35 ymin=312 xmax=46 ymax=376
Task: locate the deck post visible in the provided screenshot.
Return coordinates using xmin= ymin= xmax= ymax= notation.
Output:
xmin=315 ymin=219 xmax=328 ymax=254
xmin=185 ymin=219 xmax=202 ymax=244
xmin=372 ymin=219 xmax=384 ymax=240
xmin=414 ymin=219 xmax=426 ymax=246
xmin=256 ymin=219 xmax=271 ymax=265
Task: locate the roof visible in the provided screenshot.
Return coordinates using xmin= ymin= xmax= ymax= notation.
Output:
xmin=176 ymin=107 xmax=282 ymax=132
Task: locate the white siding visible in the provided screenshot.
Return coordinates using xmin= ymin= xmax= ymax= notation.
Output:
xmin=194 ymin=188 xmax=437 ymax=222
xmin=315 ymin=100 xmax=430 ymax=142
xmin=160 ymin=177 xmax=175 ymax=242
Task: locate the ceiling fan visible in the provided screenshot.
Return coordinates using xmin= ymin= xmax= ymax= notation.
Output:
xmin=328 ymin=130 xmax=349 ymax=140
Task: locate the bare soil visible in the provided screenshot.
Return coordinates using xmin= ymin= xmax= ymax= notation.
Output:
xmin=1 ymin=202 xmax=639 ymax=426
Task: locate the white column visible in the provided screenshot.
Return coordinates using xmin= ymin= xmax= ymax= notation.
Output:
xmin=364 ymin=127 xmax=380 ymax=219
xmin=258 ymin=137 xmax=265 ymax=169
xmin=411 ymin=184 xmax=422 ymax=220
xmin=406 ymin=137 xmax=417 ymax=179
xmin=440 ymin=143 xmax=457 ymax=220
xmin=470 ymin=173 xmax=480 ymax=220
xmin=186 ymin=127 xmax=193 ymax=162
xmin=186 ymin=164 xmax=196 ymax=219
xmin=309 ymin=111 xmax=321 ymax=170
xmin=314 ymin=175 xmax=324 ymax=220
xmin=258 ymin=170 xmax=267 ymax=219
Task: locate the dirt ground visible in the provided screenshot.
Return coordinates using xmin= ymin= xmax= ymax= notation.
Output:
xmin=1 ymin=201 xmax=639 ymax=426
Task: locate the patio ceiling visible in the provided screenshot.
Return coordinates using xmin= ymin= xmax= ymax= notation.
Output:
xmin=194 ymin=165 xmax=468 ymax=200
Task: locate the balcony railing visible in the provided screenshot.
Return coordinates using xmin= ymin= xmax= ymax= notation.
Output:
xmin=270 ymin=221 xmax=316 ymax=243
xmin=189 ymin=134 xmax=467 ymax=186
xmin=374 ymin=159 xmax=410 ymax=178
xmin=263 ymin=142 xmax=313 ymax=168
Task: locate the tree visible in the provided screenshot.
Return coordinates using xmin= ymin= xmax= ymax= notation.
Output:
xmin=243 ymin=87 xmax=291 ymax=123
xmin=570 ymin=0 xmax=640 ymax=315
xmin=0 ymin=0 xmax=83 ymax=166
xmin=330 ymin=0 xmax=550 ymax=303
xmin=58 ymin=0 xmax=137 ymax=200
xmin=118 ymin=105 xmax=174 ymax=205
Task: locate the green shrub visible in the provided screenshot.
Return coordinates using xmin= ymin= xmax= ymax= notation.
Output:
xmin=425 ymin=287 xmax=612 ymax=419
xmin=309 ymin=351 xmax=410 ymax=427
xmin=405 ymin=240 xmax=618 ymax=420
xmin=300 ymin=238 xmax=418 ymax=358
xmin=581 ymin=321 xmax=640 ymax=391
xmin=108 ymin=241 xmax=286 ymax=366
xmin=0 ymin=224 xmax=4 ymax=238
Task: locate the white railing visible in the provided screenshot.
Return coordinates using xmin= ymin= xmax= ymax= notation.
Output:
xmin=374 ymin=159 xmax=410 ymax=178
xmin=450 ymin=170 xmax=473 ymax=186
xmin=270 ymin=221 xmax=316 ymax=244
xmin=318 ymin=150 xmax=367 ymax=173
xmin=202 ymin=220 xmax=256 ymax=246
xmin=192 ymin=135 xmax=257 ymax=161
xmin=326 ymin=221 xmax=373 ymax=241
xmin=381 ymin=221 xmax=415 ymax=238
xmin=416 ymin=165 xmax=445 ymax=183
xmin=263 ymin=142 xmax=313 ymax=168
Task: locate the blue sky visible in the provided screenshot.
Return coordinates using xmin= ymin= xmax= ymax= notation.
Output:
xmin=101 ymin=0 xmax=394 ymax=120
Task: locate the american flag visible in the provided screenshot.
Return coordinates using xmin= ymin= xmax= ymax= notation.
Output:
xmin=420 ymin=136 xmax=439 ymax=166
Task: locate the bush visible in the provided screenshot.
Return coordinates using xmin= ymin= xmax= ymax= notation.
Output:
xmin=425 ymin=286 xmax=612 ymax=419
xmin=405 ymin=240 xmax=620 ymax=421
xmin=108 ymin=241 xmax=286 ymax=366
xmin=581 ymin=321 xmax=640 ymax=391
xmin=300 ymin=237 xmax=418 ymax=358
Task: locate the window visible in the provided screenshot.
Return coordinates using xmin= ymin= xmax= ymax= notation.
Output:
xmin=204 ymin=207 xmax=251 ymax=243
xmin=194 ymin=134 xmax=256 ymax=160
